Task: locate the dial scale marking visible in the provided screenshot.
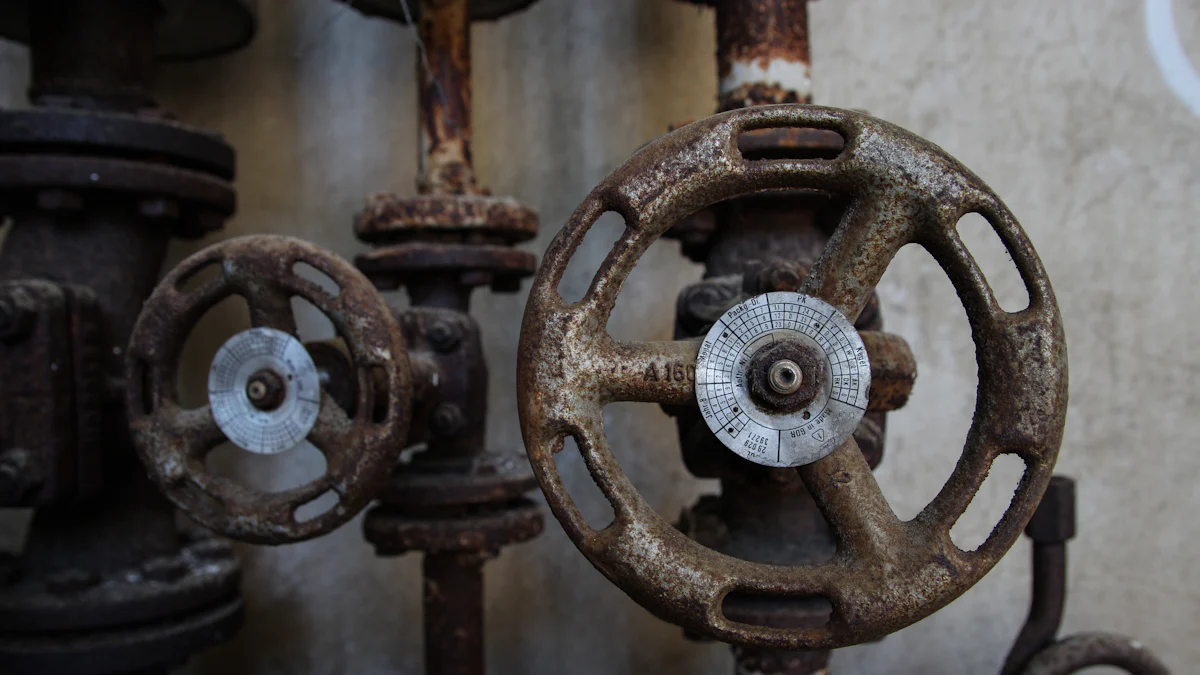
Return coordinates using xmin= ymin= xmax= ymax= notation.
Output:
xmin=208 ymin=327 xmax=321 ymax=455
xmin=696 ymin=292 xmax=870 ymax=467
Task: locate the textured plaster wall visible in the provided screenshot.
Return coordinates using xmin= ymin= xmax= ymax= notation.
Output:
xmin=0 ymin=0 xmax=1197 ymax=673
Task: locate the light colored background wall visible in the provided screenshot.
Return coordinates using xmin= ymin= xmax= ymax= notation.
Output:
xmin=1 ymin=0 xmax=1197 ymax=673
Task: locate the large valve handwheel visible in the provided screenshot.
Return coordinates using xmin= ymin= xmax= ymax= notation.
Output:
xmin=517 ymin=105 xmax=1067 ymax=649
xmin=126 ymin=235 xmax=412 ymax=544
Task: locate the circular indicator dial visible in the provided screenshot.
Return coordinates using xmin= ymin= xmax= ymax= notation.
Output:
xmin=696 ymin=292 xmax=870 ymax=467
xmin=208 ymin=327 xmax=322 ymax=455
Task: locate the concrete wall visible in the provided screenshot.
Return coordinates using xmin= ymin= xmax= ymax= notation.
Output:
xmin=1 ymin=0 xmax=1197 ymax=672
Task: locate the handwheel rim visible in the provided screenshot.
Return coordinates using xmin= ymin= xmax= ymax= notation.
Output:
xmin=517 ymin=104 xmax=1067 ymax=649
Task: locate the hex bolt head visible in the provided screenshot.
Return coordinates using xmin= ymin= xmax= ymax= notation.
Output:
xmin=428 ymin=320 xmax=462 ymax=353
xmin=429 ymin=402 xmax=465 ymax=436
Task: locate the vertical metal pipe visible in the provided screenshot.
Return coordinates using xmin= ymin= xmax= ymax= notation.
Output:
xmin=28 ymin=0 xmax=159 ymax=111
xmin=1000 ymin=543 xmax=1067 ymax=675
xmin=423 ymin=551 xmax=487 ymax=675
xmin=1001 ymin=476 xmax=1076 ymax=675
xmin=417 ymin=0 xmax=476 ymax=195
xmin=714 ymin=0 xmax=813 ymax=110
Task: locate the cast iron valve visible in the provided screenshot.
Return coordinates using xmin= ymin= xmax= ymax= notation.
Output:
xmin=517 ymin=105 xmax=1068 ymax=649
xmin=125 ymin=235 xmax=413 ymax=544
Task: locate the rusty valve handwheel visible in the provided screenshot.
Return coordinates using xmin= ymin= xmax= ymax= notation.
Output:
xmin=517 ymin=105 xmax=1067 ymax=649
xmin=126 ymin=235 xmax=412 ymax=544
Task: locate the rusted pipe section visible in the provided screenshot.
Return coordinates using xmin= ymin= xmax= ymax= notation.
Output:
xmin=713 ymin=0 xmax=813 ymax=110
xmin=418 ymin=0 xmax=477 ymax=195
xmin=348 ymin=3 xmax=543 ymax=673
xmin=423 ymin=552 xmax=487 ymax=675
xmin=1002 ymin=541 xmax=1068 ymax=674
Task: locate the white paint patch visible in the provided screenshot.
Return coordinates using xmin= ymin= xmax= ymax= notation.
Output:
xmin=720 ymin=58 xmax=812 ymax=100
xmin=1146 ymin=0 xmax=1200 ymax=117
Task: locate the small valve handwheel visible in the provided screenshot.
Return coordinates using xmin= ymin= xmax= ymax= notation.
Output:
xmin=517 ymin=105 xmax=1067 ymax=649
xmin=126 ymin=235 xmax=412 ymax=544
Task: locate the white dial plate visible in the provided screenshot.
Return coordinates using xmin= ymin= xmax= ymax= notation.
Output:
xmin=208 ymin=327 xmax=322 ymax=455
xmin=696 ymin=292 xmax=870 ymax=467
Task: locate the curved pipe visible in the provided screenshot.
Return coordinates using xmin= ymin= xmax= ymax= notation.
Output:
xmin=1021 ymin=632 xmax=1170 ymax=675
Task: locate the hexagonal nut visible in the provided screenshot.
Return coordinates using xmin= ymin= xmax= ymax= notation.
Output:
xmin=1025 ymin=475 xmax=1076 ymax=544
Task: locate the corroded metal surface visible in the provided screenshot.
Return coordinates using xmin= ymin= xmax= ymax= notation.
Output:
xmin=418 ymin=0 xmax=476 ymax=195
xmin=0 ymin=155 xmax=235 ymax=238
xmin=0 ymin=281 xmax=105 ymax=506
xmin=859 ymin=331 xmax=915 ymax=413
xmin=375 ymin=449 xmax=537 ymax=508
xmin=1002 ymin=477 xmax=1074 ymax=675
xmin=0 ymin=109 xmax=235 ymax=179
xmin=0 ymin=537 xmax=239 ymax=633
xmin=364 ymin=498 xmax=543 ymax=555
xmin=0 ymin=4 xmax=250 ymax=671
xmin=422 ymin=551 xmax=487 ymax=675
xmin=355 ymin=193 xmax=539 ymax=244
xmin=712 ymin=0 xmax=814 ymax=110
xmin=356 ymin=242 xmax=536 ymax=293
xmin=517 ymin=105 xmax=1068 ymax=649
xmin=1021 ymin=633 xmax=1170 ymax=675
xmin=126 ymin=235 xmax=413 ymax=544
xmin=0 ymin=595 xmax=244 ymax=675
